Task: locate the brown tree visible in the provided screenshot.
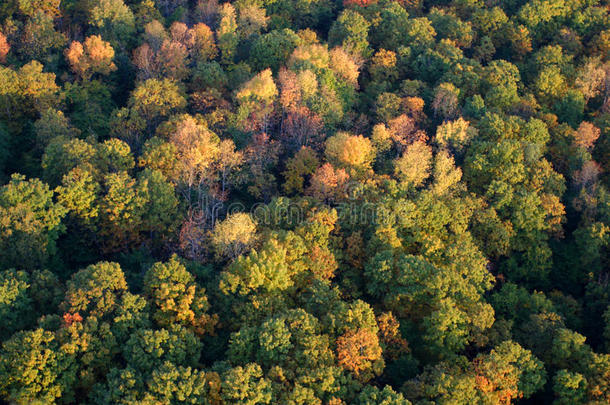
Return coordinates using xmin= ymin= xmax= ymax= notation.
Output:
xmin=307 ymin=163 xmax=350 ymax=203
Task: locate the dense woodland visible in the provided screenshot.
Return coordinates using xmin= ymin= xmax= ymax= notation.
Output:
xmin=0 ymin=0 xmax=609 ymax=403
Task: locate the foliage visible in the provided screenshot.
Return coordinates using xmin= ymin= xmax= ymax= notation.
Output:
xmin=0 ymin=0 xmax=608 ymax=403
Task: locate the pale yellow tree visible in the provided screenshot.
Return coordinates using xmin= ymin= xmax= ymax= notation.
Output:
xmin=435 ymin=117 xmax=477 ymax=153
xmin=211 ymin=212 xmax=257 ymax=260
xmin=394 ymin=141 xmax=433 ymax=188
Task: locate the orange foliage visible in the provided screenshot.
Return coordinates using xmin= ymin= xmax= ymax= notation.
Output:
xmin=336 ymin=328 xmax=383 ymax=377
xmin=0 ymin=31 xmax=9 ymax=63
xmin=192 ymin=23 xmax=217 ymax=61
xmin=403 ymin=97 xmax=426 ymax=121
xmin=388 ymin=114 xmax=427 ymax=152
xmin=62 ymin=312 xmax=83 ymax=327
xmin=473 ymin=358 xmax=522 ymax=404
xmin=279 ymin=68 xmax=301 ymax=111
xmin=65 ymin=35 xmax=116 ymax=79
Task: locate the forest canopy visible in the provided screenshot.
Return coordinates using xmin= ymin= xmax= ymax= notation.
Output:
xmin=0 ymin=0 xmax=609 ymax=403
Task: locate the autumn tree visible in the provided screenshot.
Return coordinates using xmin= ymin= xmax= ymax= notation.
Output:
xmin=325 ymin=132 xmax=375 ymax=177
xmin=336 ymin=328 xmax=384 ymax=382
xmin=0 ymin=31 xmax=9 ymax=63
xmin=217 ymin=3 xmax=238 ymax=64
xmin=211 ymin=212 xmax=257 ymax=260
xmin=143 ymin=255 xmax=217 ymax=336
xmin=236 ymin=69 xmax=278 ymax=132
xmin=65 ymin=35 xmax=116 ymax=80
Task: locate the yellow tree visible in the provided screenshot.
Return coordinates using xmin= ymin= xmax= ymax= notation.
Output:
xmin=325 ymin=132 xmax=375 ymax=177
xmin=236 ymin=69 xmax=278 ymax=132
xmin=169 ymin=115 xmax=220 ymax=200
xmin=211 ymin=212 xmax=258 ymax=260
xmin=394 ymin=141 xmax=433 ymax=188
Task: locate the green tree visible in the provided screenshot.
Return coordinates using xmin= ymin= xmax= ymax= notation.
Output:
xmin=0 ymin=329 xmax=75 ymax=404
xmin=0 ymin=174 xmax=66 ymax=270
xmin=0 ymin=269 xmax=34 ymax=340
xmin=329 ymin=9 xmax=371 ymax=58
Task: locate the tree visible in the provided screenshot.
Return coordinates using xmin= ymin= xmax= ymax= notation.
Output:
xmin=435 ymin=118 xmax=476 ymax=154
xmin=535 ymin=67 xmax=566 ymax=104
xmin=280 ymin=106 xmax=324 ymax=152
xmin=364 ymin=252 xmax=494 ymax=358
xmin=16 ymin=11 xmax=66 ymax=63
xmin=129 ymin=78 xmax=186 ymax=124
xmin=192 ymin=23 xmax=217 ymax=62
xmin=474 ymin=341 xmax=546 ymax=404
xmin=62 ymin=262 xmax=127 ymax=318
xmin=553 ymin=370 xmax=588 ymax=405
xmin=573 ymin=122 xmax=600 ymax=151
xmin=432 ymin=82 xmax=460 ymax=120
xmin=330 ymin=47 xmax=360 ymax=86
xmin=283 ymin=146 xmax=319 ymax=194
xmin=328 ymin=9 xmax=371 ymax=58
xmin=370 ymin=3 xmax=411 ymax=52
xmin=98 ymin=171 xmax=146 ymax=252
xmin=89 ymin=0 xmax=136 ymax=44
xmin=575 ymin=58 xmax=606 ymax=102
xmin=0 ymin=329 xmax=75 ymax=404
xmin=0 ymin=269 xmax=33 ymax=340
xmin=65 ymin=35 xmax=116 ymax=80
xmin=325 ymin=132 xmax=375 ymax=176
xmin=307 ymin=163 xmax=349 ymax=202
xmin=123 ymin=326 xmax=202 ymax=373
xmin=0 ymin=30 xmax=10 ymax=63
xmin=143 ymin=255 xmax=217 ymax=336
xmin=236 ymin=69 xmax=278 ymax=132
xmin=394 ymin=141 xmax=433 ymax=188
xmin=356 ymin=385 xmax=410 ymax=405
xmin=211 ymin=212 xmax=258 ymax=260
xmin=217 ymin=3 xmax=238 ymax=64
xmin=336 ymin=328 xmax=384 ymax=382
xmin=114 ymin=78 xmax=186 ymax=147
xmin=34 ymin=108 xmax=80 ymax=151
xmin=0 ymin=174 xmax=66 ymax=270
xmin=220 ymin=364 xmax=272 ymax=405
xmin=249 ymin=29 xmax=299 ymax=72
xmin=144 ymin=362 xmax=221 ymax=404
xmin=168 ymin=115 xmax=220 ymax=206
xmin=137 ymin=168 xmax=180 ymax=242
